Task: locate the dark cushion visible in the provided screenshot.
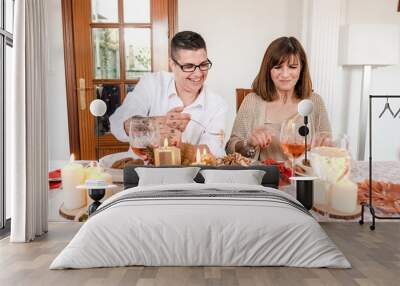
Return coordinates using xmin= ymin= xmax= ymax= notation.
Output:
xmin=123 ymin=165 xmax=280 ymax=189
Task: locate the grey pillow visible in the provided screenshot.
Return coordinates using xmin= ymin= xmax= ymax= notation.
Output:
xmin=200 ymin=169 xmax=266 ymax=185
xmin=136 ymin=167 xmax=200 ymax=186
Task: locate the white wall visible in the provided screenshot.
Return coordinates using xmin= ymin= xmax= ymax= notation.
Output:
xmin=344 ymin=0 xmax=400 ymax=160
xmin=178 ymin=0 xmax=303 ymax=137
xmin=47 ymin=0 xmax=70 ymax=162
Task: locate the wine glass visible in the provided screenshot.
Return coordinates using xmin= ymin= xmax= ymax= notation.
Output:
xmin=311 ymin=133 xmax=352 ymax=183
xmin=313 ymin=132 xmax=350 ymax=153
xmin=280 ymin=114 xmax=313 ymax=177
xmin=128 ymin=118 xmax=160 ymax=164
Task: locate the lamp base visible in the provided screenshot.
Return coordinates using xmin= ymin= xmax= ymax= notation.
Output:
xmin=290 ymin=177 xmax=316 ymax=210
xmin=88 ymin=188 xmax=105 ymax=215
xmin=296 ymin=180 xmax=314 ymax=210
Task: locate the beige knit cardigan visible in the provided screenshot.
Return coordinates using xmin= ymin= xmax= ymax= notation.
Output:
xmin=226 ymin=92 xmax=332 ymax=161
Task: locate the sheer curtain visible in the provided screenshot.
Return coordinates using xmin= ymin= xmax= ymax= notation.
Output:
xmin=7 ymin=0 xmax=48 ymax=242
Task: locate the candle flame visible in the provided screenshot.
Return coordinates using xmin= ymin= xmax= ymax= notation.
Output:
xmin=196 ymin=147 xmax=201 ymax=163
xmin=69 ymin=153 xmax=75 ymax=163
xmin=163 ymin=137 xmax=168 ymax=147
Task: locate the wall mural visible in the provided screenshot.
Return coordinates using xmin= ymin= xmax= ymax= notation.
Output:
xmin=48 ymin=0 xmax=400 ymax=227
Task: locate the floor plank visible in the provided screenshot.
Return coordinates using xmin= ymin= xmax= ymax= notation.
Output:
xmin=0 ymin=222 xmax=399 ymax=286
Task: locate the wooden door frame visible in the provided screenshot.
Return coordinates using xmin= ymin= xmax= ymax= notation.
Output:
xmin=61 ymin=0 xmax=178 ymax=159
xmin=61 ymin=0 xmax=81 ymax=158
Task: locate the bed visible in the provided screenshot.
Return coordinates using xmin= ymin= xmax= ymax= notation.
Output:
xmin=50 ymin=165 xmax=350 ymax=269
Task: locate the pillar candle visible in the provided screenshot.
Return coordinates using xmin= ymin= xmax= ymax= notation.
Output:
xmin=154 ymin=138 xmax=181 ymax=166
xmin=61 ymin=155 xmax=86 ymax=210
xmin=313 ymin=179 xmax=330 ymax=206
xmin=330 ymin=179 xmax=358 ymax=213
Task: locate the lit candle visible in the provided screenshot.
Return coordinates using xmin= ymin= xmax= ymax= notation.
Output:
xmin=61 ymin=154 xmax=86 ymax=210
xmin=330 ymin=179 xmax=358 ymax=214
xmin=196 ymin=147 xmax=201 ymax=164
xmin=154 ymin=138 xmax=181 ymax=166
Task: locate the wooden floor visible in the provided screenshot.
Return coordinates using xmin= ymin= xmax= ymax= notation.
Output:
xmin=0 ymin=222 xmax=399 ymax=286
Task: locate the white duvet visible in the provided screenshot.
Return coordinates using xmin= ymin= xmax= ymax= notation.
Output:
xmin=50 ymin=183 xmax=350 ymax=269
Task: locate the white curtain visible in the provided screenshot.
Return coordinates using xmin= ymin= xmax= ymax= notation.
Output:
xmin=7 ymin=0 xmax=48 ymax=242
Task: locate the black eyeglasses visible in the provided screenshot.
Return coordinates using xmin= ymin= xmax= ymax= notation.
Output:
xmin=172 ymin=58 xmax=212 ymax=72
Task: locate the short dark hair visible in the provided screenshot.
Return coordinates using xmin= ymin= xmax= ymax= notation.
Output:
xmin=252 ymin=36 xmax=312 ymax=101
xmin=171 ymin=31 xmax=207 ymax=59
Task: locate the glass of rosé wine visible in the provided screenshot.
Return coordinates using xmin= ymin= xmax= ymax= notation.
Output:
xmin=128 ymin=118 xmax=160 ymax=164
xmin=280 ymin=114 xmax=313 ymax=178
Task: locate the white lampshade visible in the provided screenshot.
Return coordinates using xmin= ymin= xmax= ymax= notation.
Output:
xmin=339 ymin=24 xmax=400 ymax=66
xmin=298 ymin=99 xmax=314 ymax=117
xmin=89 ymin=99 xmax=107 ymax=117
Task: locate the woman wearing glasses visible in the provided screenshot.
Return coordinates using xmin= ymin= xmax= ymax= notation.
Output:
xmin=110 ymin=31 xmax=227 ymax=157
xmin=226 ymin=36 xmax=331 ymax=161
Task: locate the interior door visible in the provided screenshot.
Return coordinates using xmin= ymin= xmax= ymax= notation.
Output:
xmin=65 ymin=0 xmax=176 ymax=159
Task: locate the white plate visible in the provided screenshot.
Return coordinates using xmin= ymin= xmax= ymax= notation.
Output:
xmin=99 ymin=152 xmax=131 ymax=169
xmin=99 ymin=152 xmax=132 ymax=183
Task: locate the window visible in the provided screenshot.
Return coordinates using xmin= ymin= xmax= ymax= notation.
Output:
xmin=0 ymin=0 xmax=14 ymax=233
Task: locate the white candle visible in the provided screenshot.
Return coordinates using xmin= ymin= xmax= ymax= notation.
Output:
xmin=330 ymin=179 xmax=358 ymax=214
xmin=61 ymin=154 xmax=86 ymax=210
xmin=196 ymin=147 xmax=201 ymax=164
xmin=313 ymin=179 xmax=330 ymax=206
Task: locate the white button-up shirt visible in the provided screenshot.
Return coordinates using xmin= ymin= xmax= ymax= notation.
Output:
xmin=109 ymin=71 xmax=227 ymax=157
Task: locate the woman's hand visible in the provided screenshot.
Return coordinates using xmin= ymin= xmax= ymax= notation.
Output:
xmin=248 ymin=127 xmax=275 ymax=149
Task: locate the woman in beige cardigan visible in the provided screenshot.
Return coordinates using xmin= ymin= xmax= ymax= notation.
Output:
xmin=226 ymin=37 xmax=331 ymax=161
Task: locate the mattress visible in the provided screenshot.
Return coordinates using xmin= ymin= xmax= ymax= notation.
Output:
xmin=50 ymin=183 xmax=350 ymax=269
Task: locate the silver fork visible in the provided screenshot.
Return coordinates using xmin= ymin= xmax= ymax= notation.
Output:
xmin=190 ymin=118 xmax=225 ymax=137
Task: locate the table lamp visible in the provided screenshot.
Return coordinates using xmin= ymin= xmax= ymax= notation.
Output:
xmin=292 ymin=99 xmax=316 ymax=210
xmin=298 ymin=99 xmax=314 ymax=165
xmin=89 ymin=99 xmax=107 ymax=161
